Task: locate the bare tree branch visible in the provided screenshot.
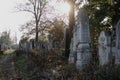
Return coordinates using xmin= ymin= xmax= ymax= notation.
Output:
xmin=17 ymin=0 xmax=49 ymax=42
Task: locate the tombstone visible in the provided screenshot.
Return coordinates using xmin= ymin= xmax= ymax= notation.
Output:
xmin=75 ymin=9 xmax=92 ymax=70
xmin=68 ymin=27 xmax=77 ymax=64
xmin=0 ymin=44 xmax=1 ymax=51
xmin=29 ymin=41 xmax=33 ymax=51
xmin=112 ymin=39 xmax=116 ymax=58
xmin=53 ymin=41 xmax=60 ymax=48
xmin=63 ymin=27 xmax=70 ymax=57
xmin=36 ymin=42 xmax=40 ymax=50
xmin=45 ymin=42 xmax=48 ymax=49
xmin=19 ymin=42 xmax=23 ymax=50
xmin=47 ymin=34 xmax=52 ymax=50
xmin=98 ymin=30 xmax=112 ymax=66
xmin=32 ymin=40 xmax=35 ymax=49
xmin=19 ymin=42 xmax=27 ymax=51
xmin=72 ymin=28 xmax=77 ymax=58
xmin=115 ymin=20 xmax=120 ymax=65
xmin=23 ymin=43 xmax=26 ymax=51
xmin=36 ymin=41 xmax=48 ymax=50
xmin=41 ymin=43 xmax=45 ymax=49
xmin=37 ymin=42 xmax=40 ymax=50
xmin=26 ymin=42 xmax=30 ymax=52
xmin=29 ymin=39 xmax=35 ymax=49
xmin=68 ymin=38 xmax=75 ymax=64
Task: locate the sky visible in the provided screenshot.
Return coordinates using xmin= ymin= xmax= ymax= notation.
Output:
xmin=0 ymin=0 xmax=32 ymax=43
xmin=0 ymin=0 xmax=70 ymax=43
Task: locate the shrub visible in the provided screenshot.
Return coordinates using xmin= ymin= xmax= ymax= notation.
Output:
xmin=97 ymin=66 xmax=120 ymax=80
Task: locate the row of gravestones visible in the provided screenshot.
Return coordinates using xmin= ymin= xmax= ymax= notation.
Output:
xmin=19 ymin=34 xmax=53 ymax=52
xmin=0 ymin=44 xmax=11 ymax=51
xmin=48 ymin=34 xmax=61 ymax=48
xmin=19 ymin=34 xmax=62 ymax=52
xmin=67 ymin=9 xmax=120 ymax=70
xmin=99 ymin=20 xmax=120 ymax=65
xmin=19 ymin=40 xmax=48 ymax=52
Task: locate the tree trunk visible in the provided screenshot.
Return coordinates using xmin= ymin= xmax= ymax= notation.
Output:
xmin=69 ymin=0 xmax=75 ymax=37
xmin=35 ymin=22 xmax=39 ymax=43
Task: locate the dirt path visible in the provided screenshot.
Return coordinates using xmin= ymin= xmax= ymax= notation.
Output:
xmin=0 ymin=54 xmax=17 ymax=80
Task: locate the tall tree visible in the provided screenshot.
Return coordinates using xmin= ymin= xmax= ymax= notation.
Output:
xmin=84 ymin=0 xmax=120 ymax=28
xmin=18 ymin=0 xmax=48 ymax=42
xmin=20 ymin=19 xmax=52 ymax=39
xmin=83 ymin=0 xmax=120 ymax=46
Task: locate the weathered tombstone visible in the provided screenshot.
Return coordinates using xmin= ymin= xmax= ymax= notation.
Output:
xmin=29 ymin=39 xmax=35 ymax=49
xmin=53 ymin=41 xmax=60 ymax=48
xmin=63 ymin=27 xmax=70 ymax=57
xmin=36 ymin=42 xmax=39 ymax=50
xmin=111 ymin=39 xmax=116 ymax=59
xmin=47 ymin=34 xmax=52 ymax=50
xmin=19 ymin=42 xmax=23 ymax=50
xmin=68 ymin=38 xmax=75 ymax=64
xmin=26 ymin=42 xmax=29 ymax=52
xmin=68 ymin=27 xmax=78 ymax=64
xmin=19 ymin=42 xmax=27 ymax=51
xmin=98 ymin=30 xmax=112 ymax=66
xmin=45 ymin=42 xmax=48 ymax=49
xmin=26 ymin=42 xmax=30 ymax=52
xmin=115 ymin=20 xmax=120 ymax=65
xmin=41 ymin=43 xmax=45 ymax=49
xmin=23 ymin=43 xmax=27 ymax=51
xmin=32 ymin=40 xmax=35 ymax=49
xmin=29 ymin=41 xmax=33 ymax=51
xmin=39 ymin=42 xmax=42 ymax=49
xmin=0 ymin=44 xmax=1 ymax=51
xmin=38 ymin=42 xmax=42 ymax=50
xmin=75 ymin=9 xmax=92 ymax=70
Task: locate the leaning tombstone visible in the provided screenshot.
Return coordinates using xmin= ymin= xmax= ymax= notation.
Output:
xmin=115 ymin=20 xmax=120 ymax=65
xmin=98 ymin=30 xmax=112 ymax=66
xmin=75 ymin=9 xmax=92 ymax=70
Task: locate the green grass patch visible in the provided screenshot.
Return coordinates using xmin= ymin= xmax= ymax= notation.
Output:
xmin=0 ymin=53 xmax=5 ymax=59
xmin=16 ymin=59 xmax=26 ymax=71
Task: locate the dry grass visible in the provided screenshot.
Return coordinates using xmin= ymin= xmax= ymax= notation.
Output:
xmin=3 ymin=49 xmax=15 ymax=54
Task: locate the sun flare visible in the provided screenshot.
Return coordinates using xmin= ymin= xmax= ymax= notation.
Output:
xmin=55 ymin=2 xmax=70 ymax=14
